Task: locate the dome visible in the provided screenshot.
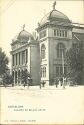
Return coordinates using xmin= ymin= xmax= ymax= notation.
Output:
xmin=39 ymin=9 xmax=71 ymax=26
xmin=12 ymin=29 xmax=34 ymax=43
xmin=18 ymin=30 xmax=34 ymax=41
xmin=12 ymin=35 xmax=18 ymax=42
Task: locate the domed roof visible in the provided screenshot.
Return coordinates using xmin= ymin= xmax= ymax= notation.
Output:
xmin=18 ymin=30 xmax=34 ymax=40
xmin=12 ymin=29 xmax=34 ymax=43
xmin=39 ymin=9 xmax=70 ymax=26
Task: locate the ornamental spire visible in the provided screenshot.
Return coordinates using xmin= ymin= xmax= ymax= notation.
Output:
xmin=23 ymin=24 xmax=25 ymax=30
xmin=53 ymin=1 xmax=56 ymax=10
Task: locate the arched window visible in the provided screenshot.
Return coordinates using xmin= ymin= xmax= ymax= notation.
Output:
xmin=41 ymin=67 xmax=46 ymax=77
xmin=41 ymin=44 xmax=46 ymax=59
xmin=57 ymin=43 xmax=65 ymax=58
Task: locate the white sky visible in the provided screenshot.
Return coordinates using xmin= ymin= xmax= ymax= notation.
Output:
xmin=0 ymin=0 xmax=84 ymax=60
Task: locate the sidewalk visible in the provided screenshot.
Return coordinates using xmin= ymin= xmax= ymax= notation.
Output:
xmin=5 ymin=84 xmax=71 ymax=90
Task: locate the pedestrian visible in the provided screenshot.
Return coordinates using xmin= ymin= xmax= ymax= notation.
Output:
xmin=39 ymin=84 xmax=41 ymax=89
xmin=63 ymin=77 xmax=66 ymax=89
xmin=4 ymin=83 xmax=6 ymax=88
xmin=59 ymin=80 xmax=61 ymax=87
xmin=27 ymin=82 xmax=29 ymax=89
xmin=55 ymin=79 xmax=58 ymax=88
xmin=23 ymin=82 xmax=26 ymax=88
xmin=12 ymin=83 xmax=14 ymax=87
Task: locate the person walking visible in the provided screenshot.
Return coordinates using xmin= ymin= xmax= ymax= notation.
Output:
xmin=55 ymin=79 xmax=58 ymax=88
xmin=23 ymin=82 xmax=26 ymax=88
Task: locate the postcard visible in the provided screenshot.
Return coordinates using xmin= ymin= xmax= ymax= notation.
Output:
xmin=0 ymin=0 xmax=84 ymax=124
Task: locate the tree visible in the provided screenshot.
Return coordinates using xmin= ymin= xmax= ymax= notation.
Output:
xmin=0 ymin=48 xmax=9 ymax=76
xmin=21 ymin=69 xmax=31 ymax=87
xmin=66 ymin=42 xmax=84 ymax=85
xmin=3 ymin=72 xmax=13 ymax=86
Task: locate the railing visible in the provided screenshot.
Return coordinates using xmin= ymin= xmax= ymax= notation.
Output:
xmin=72 ymin=22 xmax=84 ymax=28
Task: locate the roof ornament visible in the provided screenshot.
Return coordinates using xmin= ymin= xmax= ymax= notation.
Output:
xmin=53 ymin=1 xmax=56 ymax=10
xmin=23 ymin=24 xmax=25 ymax=30
xmin=38 ymin=22 xmax=40 ymax=26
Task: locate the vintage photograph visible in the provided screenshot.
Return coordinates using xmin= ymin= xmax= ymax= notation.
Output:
xmin=0 ymin=0 xmax=84 ymax=124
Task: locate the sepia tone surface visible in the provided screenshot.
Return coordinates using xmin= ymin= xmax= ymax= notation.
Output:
xmin=0 ymin=0 xmax=84 ymax=124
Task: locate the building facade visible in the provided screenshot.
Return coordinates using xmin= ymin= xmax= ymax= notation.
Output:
xmin=10 ymin=30 xmax=40 ymax=85
xmin=10 ymin=2 xmax=84 ymax=86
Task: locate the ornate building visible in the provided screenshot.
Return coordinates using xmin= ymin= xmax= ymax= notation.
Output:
xmin=10 ymin=2 xmax=84 ymax=86
xmin=10 ymin=28 xmax=40 ymax=85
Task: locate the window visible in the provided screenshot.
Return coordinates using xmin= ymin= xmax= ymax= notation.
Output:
xmin=56 ymin=66 xmax=63 ymax=77
xmin=13 ymin=55 xmax=14 ymax=66
xmin=56 ymin=67 xmax=59 ymax=77
xmin=54 ymin=29 xmax=67 ymax=38
xmin=57 ymin=30 xmax=59 ymax=36
xmin=15 ymin=71 xmax=17 ymax=83
xmin=62 ymin=31 xmax=65 ymax=37
xmin=16 ymin=53 xmax=17 ymax=65
xmin=19 ymin=52 xmax=20 ymax=65
xmin=41 ymin=44 xmax=46 ymax=59
xmin=41 ymin=67 xmax=46 ymax=78
xmin=26 ymin=49 xmax=28 ymax=63
xmin=39 ymin=30 xmax=46 ymax=39
xmin=22 ymin=51 xmax=25 ymax=64
xmin=59 ymin=30 xmax=62 ymax=37
xmin=57 ymin=43 xmax=65 ymax=58
xmin=54 ymin=29 xmax=57 ymax=36
xmin=41 ymin=68 xmax=42 ymax=77
xmin=54 ymin=29 xmax=59 ymax=36
xmin=65 ymin=31 xmax=67 ymax=37
xmin=12 ymin=71 xmax=14 ymax=82
xmin=56 ymin=65 xmax=67 ymax=77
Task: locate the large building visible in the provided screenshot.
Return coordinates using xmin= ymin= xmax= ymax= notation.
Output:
xmin=10 ymin=2 xmax=84 ymax=86
xmin=10 ymin=28 xmax=40 ymax=85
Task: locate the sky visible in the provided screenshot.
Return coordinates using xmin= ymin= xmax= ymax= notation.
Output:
xmin=0 ymin=0 xmax=84 ymax=66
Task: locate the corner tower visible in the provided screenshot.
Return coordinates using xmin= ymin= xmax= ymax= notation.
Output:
xmin=36 ymin=1 xmax=73 ymax=85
